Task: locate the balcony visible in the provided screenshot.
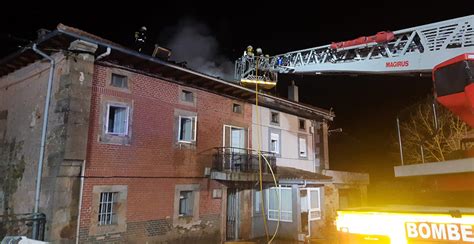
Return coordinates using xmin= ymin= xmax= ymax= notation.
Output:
xmin=210 ymin=147 xmax=277 ymax=182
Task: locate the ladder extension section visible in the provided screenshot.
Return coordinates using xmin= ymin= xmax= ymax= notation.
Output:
xmin=235 ymin=15 xmax=474 ymax=80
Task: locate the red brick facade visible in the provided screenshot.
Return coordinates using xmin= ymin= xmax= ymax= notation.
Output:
xmin=79 ymin=64 xmax=253 ymax=243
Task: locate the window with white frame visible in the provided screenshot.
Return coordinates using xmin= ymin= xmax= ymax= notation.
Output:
xmin=179 ymin=191 xmax=194 ymax=217
xmin=98 ymin=192 xmax=118 ymax=225
xmin=309 ymin=188 xmax=321 ymax=220
xmin=270 ymin=132 xmax=280 ymax=154
xmin=178 ymin=116 xmax=197 ymax=142
xmin=268 ymin=187 xmax=292 ymax=222
xmin=299 ymin=136 xmax=307 ymax=158
xmin=106 ymin=104 xmax=129 ymax=135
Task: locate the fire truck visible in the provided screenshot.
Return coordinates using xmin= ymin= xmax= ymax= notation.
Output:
xmin=235 ymin=15 xmax=474 ymax=243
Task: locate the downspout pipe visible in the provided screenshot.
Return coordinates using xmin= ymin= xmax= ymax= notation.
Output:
xmin=97 ymin=47 xmax=111 ymax=60
xmin=32 ymin=43 xmax=55 ymax=239
xmin=75 ymin=161 xmax=86 ymax=244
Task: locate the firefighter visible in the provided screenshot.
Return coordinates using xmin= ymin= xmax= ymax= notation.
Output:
xmin=244 ymin=45 xmax=254 ymax=57
xmin=135 ymin=26 xmax=147 ymax=52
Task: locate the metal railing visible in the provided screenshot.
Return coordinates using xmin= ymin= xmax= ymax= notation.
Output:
xmin=0 ymin=213 xmax=46 ymax=241
xmin=212 ymin=147 xmax=277 ymax=174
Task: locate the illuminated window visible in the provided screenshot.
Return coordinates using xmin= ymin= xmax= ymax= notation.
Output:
xmin=268 ymin=187 xmax=292 ymax=222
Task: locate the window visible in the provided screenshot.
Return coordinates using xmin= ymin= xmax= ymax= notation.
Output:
xmin=271 ymin=112 xmax=279 ymax=124
xmin=178 ymin=116 xmax=197 ymax=142
xmin=268 ymin=187 xmax=292 ymax=222
xmin=254 ymin=190 xmax=262 ymax=214
xmin=106 ymin=104 xmax=129 ymax=135
xmin=174 ymin=184 xmax=199 ymax=225
xmin=299 ymin=137 xmax=307 ymax=158
xmin=179 ymin=191 xmax=194 ymax=217
xmin=90 ymin=185 xmax=127 ymax=235
xmin=270 ymin=132 xmax=280 ymax=154
xmin=98 ymin=192 xmax=118 ymax=225
xmin=111 ymin=74 xmax=128 ymax=89
xmin=299 ymin=119 xmax=306 ymax=130
xmin=181 ymin=90 xmax=194 ymax=103
xmin=232 ymin=103 xmax=242 ymax=113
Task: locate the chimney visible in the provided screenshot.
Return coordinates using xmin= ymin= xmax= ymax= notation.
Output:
xmin=152 ymin=44 xmax=172 ymax=60
xmin=288 ymin=80 xmax=299 ymax=102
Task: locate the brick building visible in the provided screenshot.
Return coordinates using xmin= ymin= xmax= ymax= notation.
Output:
xmin=0 ymin=24 xmax=368 ymax=243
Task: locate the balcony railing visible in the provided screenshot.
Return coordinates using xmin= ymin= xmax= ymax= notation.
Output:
xmin=0 ymin=213 xmax=46 ymax=241
xmin=212 ymin=147 xmax=277 ymax=174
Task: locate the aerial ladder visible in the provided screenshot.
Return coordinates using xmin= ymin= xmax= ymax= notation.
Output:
xmin=236 ymin=15 xmax=474 ymax=244
xmin=235 ymin=15 xmax=474 ymax=127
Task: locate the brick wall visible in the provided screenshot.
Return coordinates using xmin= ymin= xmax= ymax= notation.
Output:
xmin=79 ymin=64 xmax=252 ymax=243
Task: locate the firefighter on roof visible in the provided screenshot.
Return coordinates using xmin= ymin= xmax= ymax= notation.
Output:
xmin=135 ymin=26 xmax=147 ymax=52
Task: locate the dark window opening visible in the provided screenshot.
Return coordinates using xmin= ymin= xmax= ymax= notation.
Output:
xmin=299 ymin=119 xmax=306 ymax=130
xmin=181 ymin=90 xmax=194 ymax=103
xmin=271 ymin=112 xmax=279 ymax=124
xmin=111 ymin=74 xmax=128 ymax=89
xmin=233 ymin=103 xmax=242 ymax=113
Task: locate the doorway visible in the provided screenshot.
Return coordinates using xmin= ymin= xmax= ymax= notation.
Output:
xmin=223 ymin=125 xmax=247 ymax=171
xmin=299 ymin=188 xmax=321 ymax=238
xmin=226 ymin=188 xmax=240 ymax=240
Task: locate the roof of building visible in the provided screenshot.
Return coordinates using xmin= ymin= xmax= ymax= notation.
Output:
xmin=0 ymin=24 xmax=335 ymax=120
xmin=277 ymin=166 xmax=332 ymax=182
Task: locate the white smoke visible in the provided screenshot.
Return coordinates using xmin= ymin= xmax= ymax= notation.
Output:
xmin=162 ymin=19 xmax=234 ymax=81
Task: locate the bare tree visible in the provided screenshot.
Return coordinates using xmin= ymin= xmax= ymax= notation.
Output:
xmin=398 ymin=97 xmax=471 ymax=164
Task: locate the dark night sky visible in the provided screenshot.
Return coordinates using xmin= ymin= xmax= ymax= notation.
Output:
xmin=1 ymin=3 xmax=472 ymax=182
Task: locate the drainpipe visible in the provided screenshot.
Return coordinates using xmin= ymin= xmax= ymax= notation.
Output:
xmin=311 ymin=120 xmax=317 ymax=173
xmin=97 ymin=47 xmax=111 ymax=60
xmin=75 ymin=161 xmax=86 ymax=244
xmin=32 ymin=43 xmax=55 ymax=239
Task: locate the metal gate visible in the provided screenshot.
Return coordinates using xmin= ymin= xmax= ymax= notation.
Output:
xmin=226 ymin=188 xmax=239 ymax=240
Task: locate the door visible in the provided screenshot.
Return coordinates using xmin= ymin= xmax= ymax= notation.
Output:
xmin=300 ymin=188 xmax=321 ymax=238
xmin=226 ymin=188 xmax=240 ymax=240
xmin=308 ymin=188 xmax=321 ymax=237
xmin=300 ymin=189 xmax=309 ymax=235
xmin=223 ymin=125 xmax=246 ymax=171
